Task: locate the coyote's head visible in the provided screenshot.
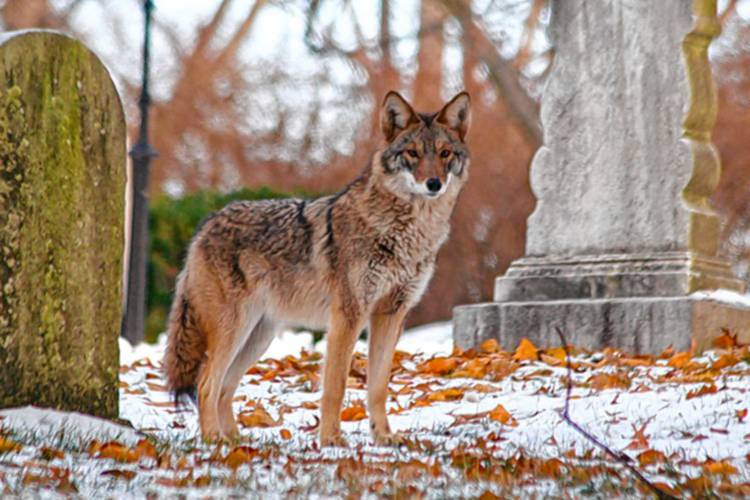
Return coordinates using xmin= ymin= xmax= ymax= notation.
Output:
xmin=378 ymin=91 xmax=471 ymax=199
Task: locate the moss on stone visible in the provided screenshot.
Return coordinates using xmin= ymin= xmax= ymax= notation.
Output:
xmin=0 ymin=32 xmax=126 ymax=418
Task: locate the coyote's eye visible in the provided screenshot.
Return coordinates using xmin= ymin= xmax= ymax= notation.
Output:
xmin=440 ymin=150 xmax=451 ymax=159
xmin=406 ymin=149 xmax=419 ymax=159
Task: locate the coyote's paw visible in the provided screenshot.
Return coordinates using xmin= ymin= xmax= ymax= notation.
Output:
xmin=320 ymin=431 xmax=347 ymax=448
xmin=373 ymin=431 xmax=406 ymax=447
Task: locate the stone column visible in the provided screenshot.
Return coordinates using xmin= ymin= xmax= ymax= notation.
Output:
xmin=453 ymin=0 xmax=750 ymax=354
xmin=0 ymin=31 xmax=125 ymax=417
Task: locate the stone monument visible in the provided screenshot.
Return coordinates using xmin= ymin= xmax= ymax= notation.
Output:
xmin=0 ymin=31 xmax=125 ymax=417
xmin=453 ymin=0 xmax=750 ymax=354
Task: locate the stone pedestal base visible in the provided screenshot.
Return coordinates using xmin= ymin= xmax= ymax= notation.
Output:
xmin=453 ymin=294 xmax=750 ymax=354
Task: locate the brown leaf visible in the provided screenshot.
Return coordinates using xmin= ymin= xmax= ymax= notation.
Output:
xmin=341 ymin=405 xmax=367 ymax=421
xmin=238 ymin=405 xmax=278 ymax=428
xmin=703 ymin=460 xmax=738 ymax=477
xmin=712 ymin=353 xmax=740 ymax=370
xmin=101 ymin=469 xmax=137 ymax=481
xmin=637 ymin=449 xmax=667 ymax=467
xmin=737 ymin=408 xmax=748 ymax=423
xmin=713 ymin=329 xmax=739 ymax=349
xmin=224 ymin=446 xmax=256 ymax=469
xmin=97 ymin=442 xmax=138 ymax=463
xmin=426 ymin=387 xmax=465 ymax=402
xmin=489 ymin=404 xmax=517 ymax=426
xmin=667 ymin=351 xmax=691 ymax=369
xmin=626 ymin=422 xmax=650 ymax=450
xmin=418 ymin=357 xmax=458 ymax=375
xmin=134 ymin=439 xmax=158 ymax=461
xmin=0 ymin=437 xmax=22 ymax=453
xmin=587 ymin=372 xmax=631 ymax=390
xmin=279 ymin=428 xmax=292 ymax=440
xmin=686 ymin=384 xmax=717 ymax=400
xmin=512 ymin=338 xmax=538 ymax=361
xmin=480 ymin=338 xmax=500 ymax=354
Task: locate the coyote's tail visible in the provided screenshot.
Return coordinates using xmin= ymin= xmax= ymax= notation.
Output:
xmin=163 ymin=270 xmax=206 ymax=406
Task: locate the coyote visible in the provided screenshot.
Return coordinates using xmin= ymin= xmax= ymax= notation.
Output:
xmin=163 ymin=91 xmax=471 ymax=445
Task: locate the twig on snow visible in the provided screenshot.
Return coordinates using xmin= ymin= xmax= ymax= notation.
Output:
xmin=554 ymin=327 xmax=677 ymax=500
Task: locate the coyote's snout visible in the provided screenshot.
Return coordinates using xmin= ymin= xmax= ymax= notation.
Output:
xmin=163 ymin=91 xmax=471 ymax=446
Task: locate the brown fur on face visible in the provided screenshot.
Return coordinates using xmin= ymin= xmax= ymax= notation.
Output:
xmin=163 ymin=91 xmax=471 ymax=446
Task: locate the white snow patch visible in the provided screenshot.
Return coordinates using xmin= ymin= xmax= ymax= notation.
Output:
xmin=691 ymin=288 xmax=750 ymax=308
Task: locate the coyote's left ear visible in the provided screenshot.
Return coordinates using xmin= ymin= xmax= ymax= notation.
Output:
xmin=437 ymin=91 xmax=471 ymax=141
xmin=381 ymin=91 xmax=418 ymax=141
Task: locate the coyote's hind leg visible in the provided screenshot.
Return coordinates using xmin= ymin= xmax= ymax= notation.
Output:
xmin=217 ymin=315 xmax=278 ymax=439
xmin=198 ymin=302 xmax=262 ymax=442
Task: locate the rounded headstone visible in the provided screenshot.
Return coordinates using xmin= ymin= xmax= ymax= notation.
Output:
xmin=0 ymin=30 xmax=125 ymax=418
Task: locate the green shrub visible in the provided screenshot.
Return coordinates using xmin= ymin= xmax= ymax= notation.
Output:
xmin=145 ymin=187 xmax=313 ymax=343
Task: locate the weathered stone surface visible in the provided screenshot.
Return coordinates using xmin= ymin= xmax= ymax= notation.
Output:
xmin=453 ymin=0 xmax=750 ymax=353
xmin=0 ymin=31 xmax=125 ymax=418
xmin=454 ymin=297 xmax=750 ymax=354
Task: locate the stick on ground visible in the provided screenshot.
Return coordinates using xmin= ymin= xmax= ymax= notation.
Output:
xmin=554 ymin=327 xmax=678 ymax=500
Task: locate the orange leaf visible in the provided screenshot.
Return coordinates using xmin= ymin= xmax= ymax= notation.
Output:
xmin=418 ymin=357 xmax=458 ymax=375
xmin=626 ymin=422 xmax=650 ymax=450
xmin=513 ymin=338 xmax=538 ymax=362
xmin=737 ymin=408 xmax=748 ymax=423
xmin=489 ymin=404 xmax=517 ymax=426
xmin=238 ymin=405 xmax=278 ymax=427
xmin=224 ymin=446 xmax=255 ymax=469
xmin=587 ymin=372 xmax=631 ymax=390
xmin=97 ymin=442 xmax=138 ymax=463
xmin=480 ymin=338 xmax=500 ymax=354
xmin=0 ymin=437 xmax=21 ymax=454
xmin=426 ymin=388 xmax=464 ymax=402
xmin=279 ymin=428 xmax=292 ymax=440
xmin=713 ymin=329 xmax=738 ymax=349
xmin=686 ymin=384 xmax=717 ymax=400
xmin=703 ymin=460 xmax=738 ymax=477
xmin=340 ymin=405 xmax=367 ymax=421
xmin=668 ymin=351 xmax=691 ymax=369
xmin=133 ymin=439 xmax=158 ymax=461
xmin=712 ymin=353 xmax=739 ymax=370
xmin=637 ymin=449 xmax=667 ymax=467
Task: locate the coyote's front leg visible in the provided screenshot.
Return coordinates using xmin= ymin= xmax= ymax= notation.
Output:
xmin=320 ymin=295 xmax=364 ymax=446
xmin=367 ymin=308 xmax=407 ymax=445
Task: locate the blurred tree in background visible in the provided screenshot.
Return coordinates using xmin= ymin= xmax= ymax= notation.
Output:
xmin=1 ymin=0 xmax=749 ymax=332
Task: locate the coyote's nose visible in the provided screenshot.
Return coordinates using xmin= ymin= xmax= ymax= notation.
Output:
xmin=426 ymin=177 xmax=442 ymax=193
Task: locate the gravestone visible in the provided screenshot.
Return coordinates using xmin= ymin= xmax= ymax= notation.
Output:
xmin=0 ymin=31 xmax=125 ymax=418
xmin=453 ymin=0 xmax=750 ymax=354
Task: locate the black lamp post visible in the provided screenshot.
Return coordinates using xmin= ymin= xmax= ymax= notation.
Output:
xmin=122 ymin=0 xmax=157 ymax=344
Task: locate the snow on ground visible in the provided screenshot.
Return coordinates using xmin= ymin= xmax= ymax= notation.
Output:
xmin=2 ymin=323 xmax=750 ymax=497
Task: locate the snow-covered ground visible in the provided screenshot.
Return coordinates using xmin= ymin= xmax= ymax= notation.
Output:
xmin=2 ymin=324 xmax=750 ymax=497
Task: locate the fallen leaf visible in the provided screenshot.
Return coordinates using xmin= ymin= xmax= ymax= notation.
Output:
xmin=626 ymin=422 xmax=650 ymax=450
xmin=587 ymin=372 xmax=631 ymax=390
xmin=101 ymin=469 xmax=137 ymax=481
xmin=224 ymin=446 xmax=255 ymax=469
xmin=341 ymin=405 xmax=367 ymax=421
xmin=703 ymin=460 xmax=738 ymax=477
xmin=513 ymin=338 xmax=538 ymax=362
xmin=238 ymin=406 xmax=278 ymax=427
xmin=426 ymin=388 xmax=464 ymax=402
xmin=418 ymin=357 xmax=458 ymax=375
xmin=686 ymin=384 xmax=717 ymax=400
xmin=712 ymin=353 xmax=740 ymax=370
xmin=489 ymin=404 xmax=518 ymax=426
xmin=714 ymin=329 xmax=738 ymax=349
xmin=737 ymin=408 xmax=748 ymax=423
xmin=0 ymin=437 xmax=22 ymax=453
xmin=97 ymin=442 xmax=138 ymax=463
xmin=480 ymin=338 xmax=501 ymax=354
xmin=668 ymin=351 xmax=691 ymax=369
xmin=279 ymin=428 xmax=292 ymax=440
xmin=637 ymin=449 xmax=667 ymax=466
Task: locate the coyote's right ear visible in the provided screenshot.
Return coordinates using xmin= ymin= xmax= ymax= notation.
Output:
xmin=381 ymin=91 xmax=418 ymax=141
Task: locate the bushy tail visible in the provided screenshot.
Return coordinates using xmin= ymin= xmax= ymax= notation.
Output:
xmin=163 ymin=270 xmax=206 ymax=406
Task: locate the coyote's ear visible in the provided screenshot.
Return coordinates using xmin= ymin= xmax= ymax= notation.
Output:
xmin=437 ymin=91 xmax=471 ymax=141
xmin=381 ymin=91 xmax=418 ymax=141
